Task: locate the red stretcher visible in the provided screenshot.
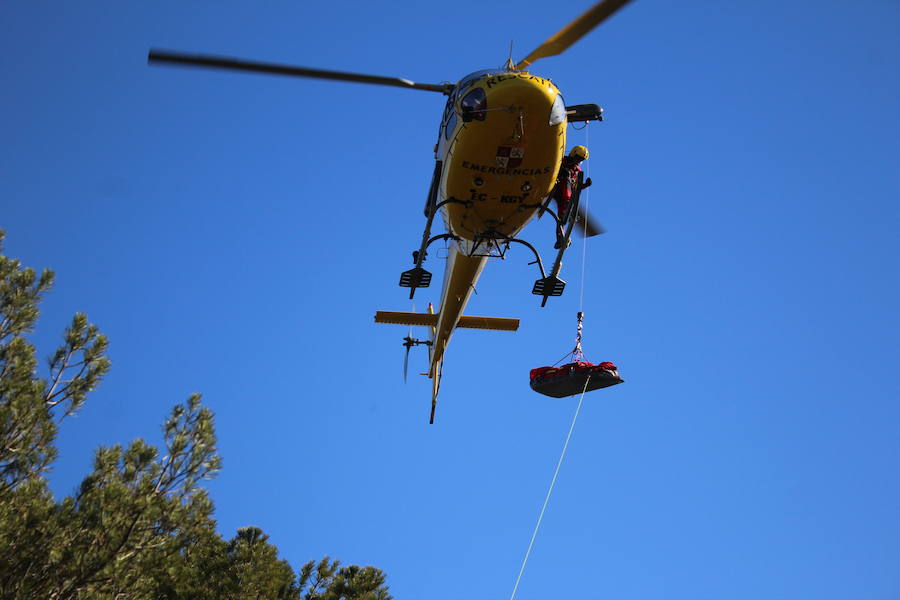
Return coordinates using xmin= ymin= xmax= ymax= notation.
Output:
xmin=529 ymin=361 xmax=623 ymax=398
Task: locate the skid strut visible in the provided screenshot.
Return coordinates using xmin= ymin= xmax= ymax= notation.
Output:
xmin=400 ymin=197 xmax=467 ymax=299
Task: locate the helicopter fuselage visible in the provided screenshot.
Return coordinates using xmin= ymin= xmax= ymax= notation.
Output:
xmin=437 ymin=69 xmax=566 ymax=243
xmin=428 ymin=69 xmax=567 ymax=378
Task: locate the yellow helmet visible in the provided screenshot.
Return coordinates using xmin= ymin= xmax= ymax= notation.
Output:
xmin=569 ymin=145 xmax=589 ymax=161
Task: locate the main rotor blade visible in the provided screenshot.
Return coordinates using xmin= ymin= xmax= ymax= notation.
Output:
xmin=515 ymin=0 xmax=634 ymax=70
xmin=575 ymin=205 xmax=606 ymax=237
xmin=149 ymin=49 xmax=453 ymax=94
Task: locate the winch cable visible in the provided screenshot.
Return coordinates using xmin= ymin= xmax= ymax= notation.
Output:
xmin=508 ymin=375 xmax=591 ymax=600
xmin=549 ymin=124 xmax=593 ymax=370
xmin=509 ymin=125 xmax=594 ymax=600
xmin=578 ymin=124 xmax=591 ymax=314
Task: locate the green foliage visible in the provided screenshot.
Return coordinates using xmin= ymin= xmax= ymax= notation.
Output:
xmin=0 ymin=230 xmax=110 ymax=490
xmin=299 ymin=558 xmax=393 ymax=600
xmin=0 ymin=232 xmax=392 ymax=600
xmin=0 ymin=396 xmax=221 ymax=598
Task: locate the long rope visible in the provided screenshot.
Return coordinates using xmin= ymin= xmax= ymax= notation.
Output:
xmin=508 ymin=375 xmax=591 ymax=600
xmin=578 ymin=124 xmax=591 ymax=313
xmin=508 ymin=126 xmax=596 ymax=600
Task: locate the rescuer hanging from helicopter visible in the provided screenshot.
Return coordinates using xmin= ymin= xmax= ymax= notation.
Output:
xmin=553 ymin=145 xmax=593 ymax=249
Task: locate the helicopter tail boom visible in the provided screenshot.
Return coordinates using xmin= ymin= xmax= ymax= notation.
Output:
xmin=430 ymin=359 xmax=443 ymax=424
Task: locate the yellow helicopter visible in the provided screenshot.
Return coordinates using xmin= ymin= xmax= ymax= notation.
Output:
xmin=149 ymin=0 xmax=633 ymax=423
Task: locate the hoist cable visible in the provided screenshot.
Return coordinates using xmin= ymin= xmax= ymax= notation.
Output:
xmin=578 ymin=124 xmax=590 ymax=314
xmin=508 ymin=375 xmax=591 ymax=600
xmin=508 ymin=127 xmax=597 ymax=600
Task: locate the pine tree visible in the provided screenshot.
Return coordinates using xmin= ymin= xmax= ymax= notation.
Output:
xmin=0 ymin=231 xmax=392 ymax=600
xmin=0 ymin=231 xmax=109 ymax=490
xmin=299 ymin=557 xmax=392 ymax=600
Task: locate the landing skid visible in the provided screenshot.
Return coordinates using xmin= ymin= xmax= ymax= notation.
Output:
xmin=399 ymin=197 xmax=468 ymax=299
xmin=461 ymin=228 xmax=566 ymax=307
xmin=400 ymin=176 xmax=587 ymax=307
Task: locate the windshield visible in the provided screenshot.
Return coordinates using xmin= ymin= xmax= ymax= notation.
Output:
xmin=456 ymin=69 xmax=504 ymax=93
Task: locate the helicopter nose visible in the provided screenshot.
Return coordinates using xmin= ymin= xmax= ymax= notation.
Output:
xmin=481 ymin=72 xmax=557 ymax=118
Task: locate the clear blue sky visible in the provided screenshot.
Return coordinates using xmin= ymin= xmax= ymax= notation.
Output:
xmin=2 ymin=1 xmax=899 ymax=598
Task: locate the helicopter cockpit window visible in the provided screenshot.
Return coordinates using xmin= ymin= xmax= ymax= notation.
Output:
xmin=456 ymin=69 xmax=503 ymax=94
xmin=439 ymin=90 xmax=457 ymax=140
xmin=549 ymin=93 xmax=566 ymax=126
xmin=461 ymin=88 xmax=487 ymax=122
xmin=445 ymin=110 xmax=457 ymax=139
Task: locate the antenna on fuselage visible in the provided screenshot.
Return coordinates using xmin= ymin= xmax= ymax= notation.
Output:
xmin=503 ymin=40 xmax=516 ymax=72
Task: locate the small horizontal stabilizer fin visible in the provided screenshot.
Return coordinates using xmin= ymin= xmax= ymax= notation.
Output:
xmin=375 ymin=311 xmax=438 ymax=327
xmin=374 ymin=311 xmax=519 ymax=332
xmin=456 ymin=316 xmax=519 ymax=331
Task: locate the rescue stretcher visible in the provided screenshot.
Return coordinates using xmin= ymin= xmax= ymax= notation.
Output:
xmin=529 ymin=361 xmax=623 ymax=398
